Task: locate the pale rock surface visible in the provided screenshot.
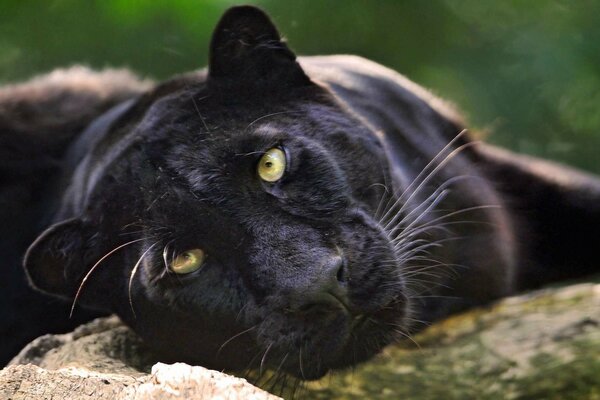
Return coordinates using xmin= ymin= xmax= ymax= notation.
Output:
xmin=2 ymin=317 xmax=279 ymax=399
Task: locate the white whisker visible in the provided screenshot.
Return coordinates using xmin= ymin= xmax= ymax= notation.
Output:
xmin=377 ymin=129 xmax=469 ymax=225
xmin=128 ymin=242 xmax=159 ymax=318
xmin=70 ymin=238 xmax=145 ymax=318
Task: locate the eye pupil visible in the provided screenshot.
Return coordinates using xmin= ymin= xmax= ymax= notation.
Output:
xmin=265 ymin=161 xmax=273 ymax=168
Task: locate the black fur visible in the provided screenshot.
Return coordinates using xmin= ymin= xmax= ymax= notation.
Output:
xmin=0 ymin=67 xmax=150 ymax=365
xmin=1 ymin=6 xmax=598 ymax=380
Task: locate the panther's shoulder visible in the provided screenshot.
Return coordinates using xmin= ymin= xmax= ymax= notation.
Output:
xmin=0 ymin=66 xmax=151 ymax=140
xmin=299 ymin=55 xmax=464 ymax=129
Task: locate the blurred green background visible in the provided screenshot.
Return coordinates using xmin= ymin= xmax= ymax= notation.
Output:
xmin=1 ymin=0 xmax=598 ymax=173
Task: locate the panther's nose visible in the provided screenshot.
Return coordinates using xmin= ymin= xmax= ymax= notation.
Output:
xmin=291 ymin=255 xmax=351 ymax=314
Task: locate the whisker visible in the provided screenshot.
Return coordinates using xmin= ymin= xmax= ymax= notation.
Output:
xmin=242 ymin=348 xmax=264 ymax=383
xmin=259 ymin=342 xmax=274 ymax=378
xmin=216 ymin=325 xmax=257 ymax=357
xmin=377 ymin=129 xmax=468 ymax=225
xmin=398 ymin=205 xmax=501 ymax=244
xmin=386 ymin=141 xmax=481 ymax=230
xmin=391 ymin=327 xmax=421 ymax=349
xmin=70 ymin=238 xmax=145 ymax=318
xmin=385 ymin=174 xmax=486 ymax=235
xmin=387 ymin=188 xmax=450 ymax=238
xmin=246 ymin=111 xmax=299 ymax=130
xmin=298 ymin=343 xmax=306 ymax=381
xmin=266 ymin=353 xmax=289 ymax=394
xmin=396 ymin=236 xmax=464 ymax=255
xmin=128 ymin=242 xmax=159 ymax=318
xmin=372 ymin=182 xmax=391 ymax=221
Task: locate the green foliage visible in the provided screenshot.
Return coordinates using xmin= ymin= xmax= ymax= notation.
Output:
xmin=1 ymin=0 xmax=598 ymax=172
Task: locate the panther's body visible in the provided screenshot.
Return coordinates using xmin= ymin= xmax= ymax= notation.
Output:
xmin=1 ymin=7 xmax=598 ymax=378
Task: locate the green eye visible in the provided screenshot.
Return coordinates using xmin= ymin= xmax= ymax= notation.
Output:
xmin=257 ymin=147 xmax=286 ymax=182
xmin=170 ymin=249 xmax=206 ymax=274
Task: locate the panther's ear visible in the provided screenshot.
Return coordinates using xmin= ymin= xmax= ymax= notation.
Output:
xmin=23 ymin=218 xmax=96 ymax=299
xmin=208 ymin=5 xmax=311 ymax=90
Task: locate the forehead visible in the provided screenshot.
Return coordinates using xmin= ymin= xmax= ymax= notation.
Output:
xmin=140 ymin=80 xmax=327 ymax=129
xmin=130 ymin=83 xmax=379 ymax=172
xmin=134 ymin=85 xmax=338 ymax=160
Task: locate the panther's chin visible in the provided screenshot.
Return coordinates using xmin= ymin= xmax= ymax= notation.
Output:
xmin=274 ymin=294 xmax=408 ymax=380
xmin=328 ymin=296 xmax=409 ymax=369
xmin=284 ymin=363 xmax=331 ymax=381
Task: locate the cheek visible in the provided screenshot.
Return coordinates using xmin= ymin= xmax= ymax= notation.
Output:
xmin=138 ymin=253 xmax=247 ymax=319
xmin=280 ymin=175 xmax=350 ymax=217
xmin=339 ymin=215 xmax=402 ymax=309
xmin=326 ymin=140 xmax=390 ymax=211
xmin=245 ymin=227 xmax=330 ymax=292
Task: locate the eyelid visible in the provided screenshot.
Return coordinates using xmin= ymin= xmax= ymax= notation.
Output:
xmin=279 ymin=145 xmax=291 ymax=174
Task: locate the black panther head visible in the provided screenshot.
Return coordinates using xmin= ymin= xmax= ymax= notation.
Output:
xmin=24 ymin=6 xmax=411 ymax=380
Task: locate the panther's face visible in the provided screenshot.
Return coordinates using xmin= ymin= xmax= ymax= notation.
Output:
xmin=129 ymin=90 xmax=407 ymax=380
xmin=24 ymin=7 xmax=410 ymax=380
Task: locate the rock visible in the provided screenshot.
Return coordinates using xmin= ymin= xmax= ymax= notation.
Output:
xmin=303 ymin=281 xmax=600 ymax=399
xmin=2 ymin=316 xmax=280 ymax=400
xmin=0 ymin=363 xmax=280 ymax=399
xmin=2 ymin=282 xmax=599 ymax=399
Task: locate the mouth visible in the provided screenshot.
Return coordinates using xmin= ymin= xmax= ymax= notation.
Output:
xmin=324 ymin=291 xmax=355 ymax=315
xmin=260 ymin=293 xmax=408 ymax=380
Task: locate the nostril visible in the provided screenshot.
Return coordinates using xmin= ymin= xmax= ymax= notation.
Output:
xmin=335 ymin=259 xmax=346 ymax=283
